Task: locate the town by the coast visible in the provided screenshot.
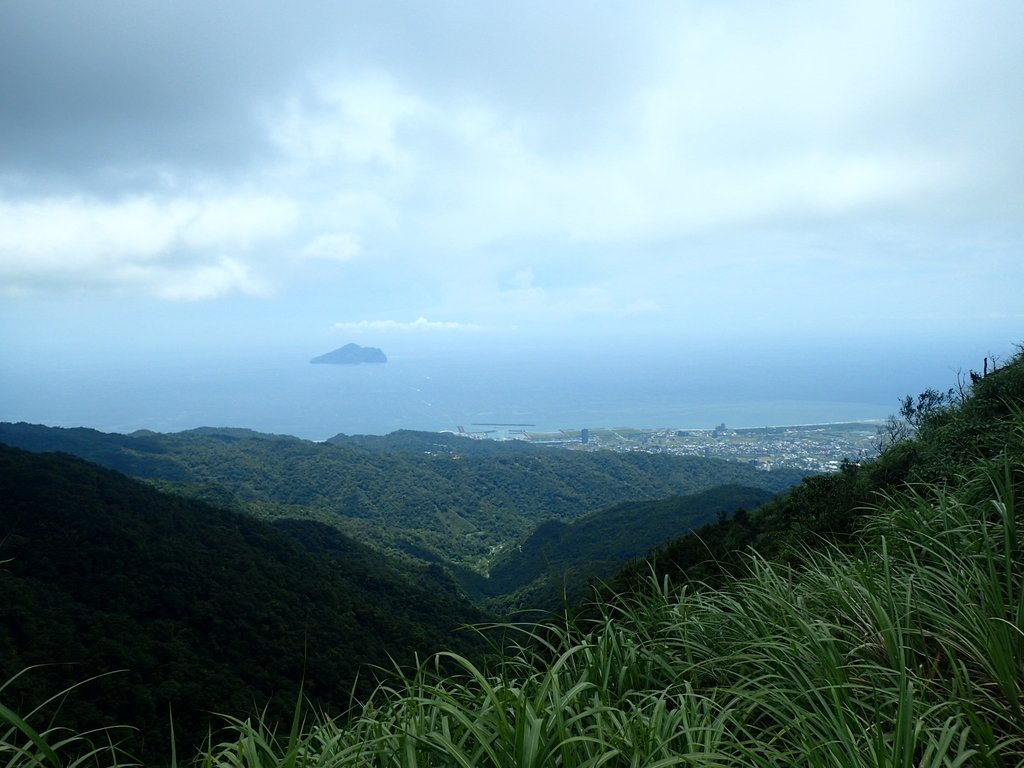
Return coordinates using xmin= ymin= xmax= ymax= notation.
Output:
xmin=461 ymin=421 xmax=883 ymax=473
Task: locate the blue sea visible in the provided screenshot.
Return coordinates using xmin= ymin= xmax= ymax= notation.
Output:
xmin=0 ymin=340 xmax=963 ymax=440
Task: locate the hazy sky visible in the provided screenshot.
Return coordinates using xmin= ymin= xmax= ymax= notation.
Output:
xmin=1 ymin=1 xmax=1022 ymax=364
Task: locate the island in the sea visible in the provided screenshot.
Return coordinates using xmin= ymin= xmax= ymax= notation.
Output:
xmin=310 ymin=343 xmax=387 ymax=365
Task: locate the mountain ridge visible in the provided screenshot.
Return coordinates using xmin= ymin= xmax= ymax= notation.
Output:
xmin=0 ymin=421 xmax=807 ymax=584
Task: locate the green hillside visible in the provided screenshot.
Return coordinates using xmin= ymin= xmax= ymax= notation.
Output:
xmin=0 ymin=423 xmax=806 ymax=579
xmin=0 ymin=446 xmax=484 ymax=761
xmin=469 ymin=484 xmax=775 ymax=612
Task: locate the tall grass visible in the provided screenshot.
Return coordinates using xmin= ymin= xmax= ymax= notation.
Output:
xmin=5 ymin=418 xmax=1024 ymax=766
xmin=0 ymin=670 xmax=134 ymax=768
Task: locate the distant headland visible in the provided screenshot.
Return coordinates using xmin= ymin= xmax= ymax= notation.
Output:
xmin=310 ymin=343 xmax=387 ymax=365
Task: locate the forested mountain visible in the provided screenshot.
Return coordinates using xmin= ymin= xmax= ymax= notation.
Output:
xmin=0 ymin=423 xmax=805 ymax=579
xmin=0 ymin=416 xmax=811 ymax=762
xmin=463 ymin=484 xmax=776 ymax=612
xmin=0 ymin=446 xmax=485 ymax=761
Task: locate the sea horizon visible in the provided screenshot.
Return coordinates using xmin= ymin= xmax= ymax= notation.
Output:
xmin=0 ymin=344 xmax=925 ymax=441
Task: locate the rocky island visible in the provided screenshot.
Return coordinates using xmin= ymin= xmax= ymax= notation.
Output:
xmin=310 ymin=343 xmax=387 ymax=365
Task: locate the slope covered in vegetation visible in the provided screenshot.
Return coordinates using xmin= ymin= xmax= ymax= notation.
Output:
xmin=465 ymin=484 xmax=776 ymax=613
xmin=0 ymin=447 xmax=485 ymax=761
xmin=0 ymin=422 xmax=805 ymax=584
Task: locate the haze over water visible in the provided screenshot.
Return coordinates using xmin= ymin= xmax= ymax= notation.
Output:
xmin=2 ymin=337 xmax=996 ymax=441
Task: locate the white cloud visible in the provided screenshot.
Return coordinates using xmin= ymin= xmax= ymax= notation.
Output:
xmin=332 ymin=3 xmax=1001 ymax=252
xmin=0 ymin=193 xmax=295 ymax=298
xmin=180 ymin=196 xmax=297 ymax=249
xmin=146 ymin=257 xmax=272 ymax=301
xmin=269 ymin=73 xmax=424 ymax=166
xmin=0 ymin=197 xmax=186 ymax=268
xmin=333 ymin=316 xmax=485 ymax=332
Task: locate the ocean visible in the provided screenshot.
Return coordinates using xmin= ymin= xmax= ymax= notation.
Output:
xmin=0 ymin=343 xmax=926 ymax=440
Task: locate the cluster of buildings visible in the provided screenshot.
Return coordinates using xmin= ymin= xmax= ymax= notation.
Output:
xmin=524 ymin=422 xmax=883 ymax=473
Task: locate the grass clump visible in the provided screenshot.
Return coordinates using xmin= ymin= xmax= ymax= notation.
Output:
xmin=0 ymin=670 xmax=134 ymax=768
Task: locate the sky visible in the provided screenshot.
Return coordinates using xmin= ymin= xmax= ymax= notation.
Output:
xmin=1 ymin=0 xmax=1022 ymax=372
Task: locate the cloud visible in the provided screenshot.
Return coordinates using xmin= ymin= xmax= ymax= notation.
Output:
xmin=270 ymin=74 xmax=424 ymax=167
xmin=258 ymin=37 xmax=971 ymax=270
xmin=1 ymin=1 xmax=1021 ymax=345
xmin=147 ymin=258 xmax=272 ymax=302
xmin=0 ymin=193 xmax=295 ymax=298
xmin=333 ymin=316 xmax=485 ymax=332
